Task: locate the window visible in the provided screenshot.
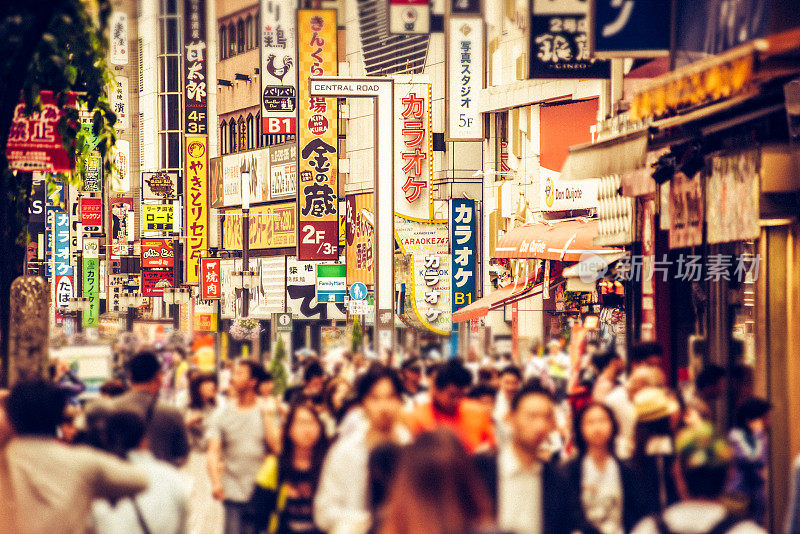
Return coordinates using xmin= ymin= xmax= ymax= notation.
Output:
xmin=229 ymin=118 xmax=237 ymax=152
xmin=219 ymin=25 xmax=227 ymax=60
xmin=238 ymin=116 xmax=247 ymax=151
xmin=237 ymin=19 xmax=245 ymax=54
xmin=256 ymin=112 xmax=262 ymax=147
xmin=220 ymin=121 xmax=228 ymax=154
xmin=228 ymin=22 xmax=236 ymax=57
xmin=245 ymin=15 xmax=254 ymax=50
xmin=247 ymin=114 xmax=254 ymax=149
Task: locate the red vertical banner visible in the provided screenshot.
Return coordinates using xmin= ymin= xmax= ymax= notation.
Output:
xmin=297 ymin=9 xmax=338 ymax=260
xmin=200 ymin=258 xmax=221 ymax=299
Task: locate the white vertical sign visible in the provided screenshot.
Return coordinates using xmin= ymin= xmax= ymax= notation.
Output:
xmin=109 ymin=11 xmax=129 ymax=65
xmin=260 ymin=0 xmax=297 ymax=134
xmin=448 ymin=17 xmax=483 ymax=140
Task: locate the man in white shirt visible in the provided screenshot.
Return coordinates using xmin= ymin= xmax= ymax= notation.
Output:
xmin=475 ymin=382 xmax=575 ymax=534
xmin=314 ymin=364 xmax=411 ymax=534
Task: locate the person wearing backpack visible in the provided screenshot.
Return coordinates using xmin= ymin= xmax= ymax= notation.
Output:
xmin=630 ymin=423 xmax=766 ymax=534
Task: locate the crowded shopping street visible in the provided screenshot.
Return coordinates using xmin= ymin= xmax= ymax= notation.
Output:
xmin=2 ymin=0 xmax=800 ymax=533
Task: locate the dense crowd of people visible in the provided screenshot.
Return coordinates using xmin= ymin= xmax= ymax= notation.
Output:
xmin=0 ymin=336 xmax=796 ymax=534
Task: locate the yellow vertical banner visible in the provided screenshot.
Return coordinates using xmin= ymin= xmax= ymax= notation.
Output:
xmin=185 ymin=136 xmax=208 ymax=283
xmin=297 ymin=9 xmax=338 ymax=260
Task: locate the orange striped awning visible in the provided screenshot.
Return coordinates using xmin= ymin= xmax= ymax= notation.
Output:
xmin=494 ymin=219 xmax=623 ymax=261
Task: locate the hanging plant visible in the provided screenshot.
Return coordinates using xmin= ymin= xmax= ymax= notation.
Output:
xmin=229 ymin=317 xmax=261 ymax=341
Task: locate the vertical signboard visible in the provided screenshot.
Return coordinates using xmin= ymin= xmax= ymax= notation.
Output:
xmin=530 ymin=0 xmax=610 ymax=79
xmin=184 ymin=0 xmax=208 ymax=136
xmin=447 ymin=17 xmax=483 ymax=140
xmin=451 ymin=199 xmax=476 ymax=311
xmin=389 ymin=0 xmax=430 ymax=34
xmin=200 ymin=258 xmax=222 ymax=299
xmin=261 ymin=0 xmax=297 ymax=134
xmin=297 ymin=10 xmax=338 ymax=260
xmin=109 ymin=11 xmax=129 ymax=65
xmin=395 ymin=81 xmax=432 ymax=220
xmin=185 ymin=137 xmax=208 ymax=283
xmin=82 ymin=238 xmax=100 ymax=327
xmin=345 ymin=193 xmax=374 ymax=286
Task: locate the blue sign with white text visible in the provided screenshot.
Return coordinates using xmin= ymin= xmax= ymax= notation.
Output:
xmin=451 ymin=199 xmax=476 ymax=312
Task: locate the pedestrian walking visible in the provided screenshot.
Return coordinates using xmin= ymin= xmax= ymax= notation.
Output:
xmin=249 ymin=401 xmax=329 ymax=534
xmin=563 ymin=402 xmax=644 ymax=534
xmin=379 ymin=430 xmax=497 ymax=534
xmin=474 ymin=382 xmax=576 ymax=534
xmin=0 ymin=380 xmax=148 ymax=534
xmin=407 ymin=359 xmax=495 ymax=453
xmin=207 ymin=359 xmax=273 ymax=534
xmin=631 ymin=423 xmax=766 ymax=534
xmin=92 ymin=409 xmax=189 ymax=534
xmin=314 ymin=364 xmax=411 ymax=534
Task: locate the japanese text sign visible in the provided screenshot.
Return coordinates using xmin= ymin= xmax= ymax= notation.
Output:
xmin=185 ymin=136 xmax=208 ymax=283
xmin=297 ymin=10 xmax=338 ymax=260
xmin=142 ymin=269 xmax=174 ymax=297
xmin=6 ymin=91 xmax=77 ymax=173
xmin=447 ymin=17 xmax=483 ymax=140
xmin=184 ymin=0 xmax=208 ymax=135
xmin=394 ymin=81 xmax=432 ymax=219
xmin=451 ymin=199 xmax=476 ymax=312
xmin=530 ymin=0 xmax=610 ymax=79
xmin=345 ymin=193 xmax=374 ymax=286
xmin=261 ymin=0 xmax=298 ymax=134
xmin=141 ymin=238 xmax=174 ymax=268
xmin=200 ymin=258 xmax=221 ymax=299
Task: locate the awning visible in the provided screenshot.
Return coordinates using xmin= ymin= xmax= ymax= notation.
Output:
xmin=495 ymin=219 xmax=624 ymax=261
xmin=558 ymin=130 xmax=648 ymax=183
xmin=562 ymin=252 xmax=627 ymax=292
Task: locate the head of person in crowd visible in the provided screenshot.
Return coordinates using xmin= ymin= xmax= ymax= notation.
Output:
xmin=508 ymin=381 xmax=557 ymax=459
xmin=400 ymin=357 xmax=424 ymax=395
xmin=231 ymin=359 xmax=268 ymax=399
xmin=280 ymin=401 xmax=329 ymax=485
xmin=468 ymin=384 xmax=497 ymax=412
xmin=99 ymin=378 xmax=127 ymax=398
xmin=126 ymin=351 xmax=163 ymax=395
xmin=477 ymin=366 xmax=499 ymax=389
xmin=357 ymin=364 xmax=404 ymax=435
xmin=695 ymin=364 xmax=726 ymax=403
xmin=431 ymin=359 xmax=473 ymax=416
xmin=188 ymin=371 xmax=217 ymax=410
xmin=674 ymin=423 xmax=734 ymax=500
xmin=573 ymin=402 xmax=619 ymax=459
xmin=734 ymin=397 xmax=772 ymax=436
xmin=5 ymin=379 xmax=67 ymax=438
xmin=379 ymin=430 xmax=493 ymax=534
xmin=258 ymin=371 xmax=275 ymax=398
xmin=592 ymin=349 xmax=624 ymax=381
xmin=323 ymin=377 xmax=351 ymax=422
xmin=498 ymin=365 xmax=522 ymax=403
xmin=102 ymin=409 xmax=147 ymax=459
xmin=628 ymin=341 xmax=663 ymax=372
xmin=303 ymin=359 xmax=326 ymax=398
xmin=632 ymin=387 xmax=680 ymax=459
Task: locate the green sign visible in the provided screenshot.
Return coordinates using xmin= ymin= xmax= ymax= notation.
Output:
xmin=82 ymin=257 xmax=100 ymax=327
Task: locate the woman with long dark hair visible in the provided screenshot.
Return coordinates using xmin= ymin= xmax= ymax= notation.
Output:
xmin=564 ymin=402 xmax=643 ymax=534
xmin=379 ymin=429 xmax=497 ymax=534
xmin=250 ymin=401 xmax=329 ymax=534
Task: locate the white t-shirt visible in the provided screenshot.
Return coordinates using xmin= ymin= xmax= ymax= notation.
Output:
xmin=631 ymin=502 xmax=766 ymax=534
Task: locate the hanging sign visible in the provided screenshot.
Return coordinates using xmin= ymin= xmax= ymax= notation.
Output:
xmin=6 ymin=91 xmax=77 ymax=173
xmin=142 ymin=171 xmax=179 ymax=200
xmin=109 ymin=11 xmax=129 ymax=65
xmin=297 ymin=9 xmax=338 ymax=260
xmin=185 ymin=136 xmax=209 ymax=283
xmin=261 ymin=0 xmax=298 ymax=134
xmin=183 ymin=0 xmax=208 ymax=135
xmin=141 ymin=238 xmax=174 ymax=268
xmin=447 ymin=17 xmax=483 ymax=140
